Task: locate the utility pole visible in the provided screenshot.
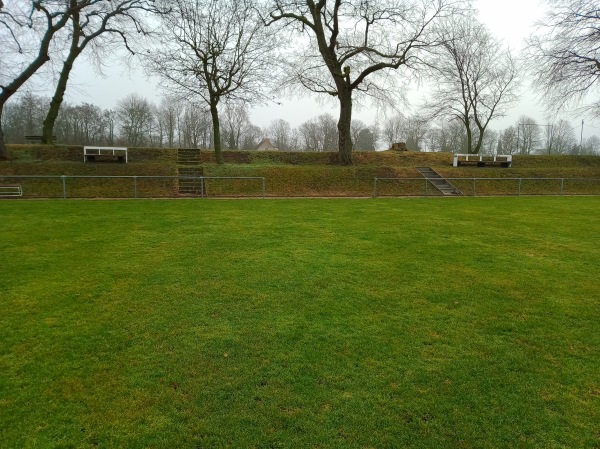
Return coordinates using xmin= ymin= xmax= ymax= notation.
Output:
xmin=580 ymin=119 xmax=584 ymax=155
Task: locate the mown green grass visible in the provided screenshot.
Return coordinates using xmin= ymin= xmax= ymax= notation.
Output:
xmin=1 ymin=198 xmax=599 ymax=448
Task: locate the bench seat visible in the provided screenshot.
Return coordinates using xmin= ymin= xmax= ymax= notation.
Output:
xmin=453 ymin=153 xmax=512 ymax=168
xmin=84 ymin=146 xmax=128 ymax=163
xmin=0 ymin=185 xmax=23 ymax=197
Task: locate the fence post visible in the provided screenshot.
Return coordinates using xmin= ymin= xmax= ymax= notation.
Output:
xmin=560 ymin=178 xmax=564 ymax=196
xmin=518 ymin=178 xmax=522 ymax=196
xmin=262 ymin=177 xmax=266 ymax=199
xmin=473 ymin=179 xmax=477 ymax=197
xmin=200 ymin=177 xmax=204 ymax=198
xmin=373 ymin=177 xmax=378 ymax=198
xmin=133 ymin=176 xmax=138 ymax=199
xmin=425 ymin=179 xmax=428 ymax=196
xmin=61 ymin=175 xmax=67 ymax=199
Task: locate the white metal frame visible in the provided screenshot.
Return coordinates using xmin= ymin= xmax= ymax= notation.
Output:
xmin=0 ymin=185 xmax=23 ymax=197
xmin=453 ymin=154 xmax=512 ymax=167
xmin=84 ymin=146 xmax=128 ymax=163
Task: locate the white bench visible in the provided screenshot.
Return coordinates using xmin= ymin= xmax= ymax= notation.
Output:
xmin=453 ymin=154 xmax=512 ymax=168
xmin=84 ymin=146 xmax=128 ymax=163
xmin=0 ymin=185 xmax=23 ymax=197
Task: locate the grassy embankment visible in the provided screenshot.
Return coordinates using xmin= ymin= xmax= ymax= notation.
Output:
xmin=1 ymin=197 xmax=599 ymax=448
xmin=2 ymin=144 xmax=600 ymax=197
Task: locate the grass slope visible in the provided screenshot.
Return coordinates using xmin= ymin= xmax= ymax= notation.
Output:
xmin=2 ymin=145 xmax=600 ymax=197
xmin=1 ymin=198 xmax=599 ymax=448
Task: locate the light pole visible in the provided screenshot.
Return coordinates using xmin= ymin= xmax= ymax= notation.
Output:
xmin=580 ymin=119 xmax=584 ymax=155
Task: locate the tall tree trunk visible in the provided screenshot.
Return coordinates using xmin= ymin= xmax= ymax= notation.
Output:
xmin=0 ymin=108 xmax=6 ymax=160
xmin=465 ymin=121 xmax=474 ymax=154
xmin=210 ymin=100 xmax=224 ymax=164
xmin=337 ymin=87 xmax=353 ymax=165
xmin=42 ymin=51 xmax=80 ymax=145
xmin=473 ymin=127 xmax=484 ymax=154
xmin=43 ymin=12 xmax=82 ymax=145
xmin=0 ymin=1 xmax=75 ymax=156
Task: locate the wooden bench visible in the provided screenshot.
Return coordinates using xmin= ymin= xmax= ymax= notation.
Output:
xmin=453 ymin=154 xmax=512 ymax=168
xmin=25 ymin=135 xmax=56 ymax=144
xmin=0 ymin=185 xmax=23 ymax=197
xmin=84 ymin=146 xmax=128 ymax=163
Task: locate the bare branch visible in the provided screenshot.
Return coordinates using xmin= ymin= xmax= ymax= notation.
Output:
xmin=146 ymin=0 xmax=275 ymax=163
xmin=261 ymin=0 xmax=468 ymax=162
xmin=526 ymin=0 xmax=600 ymax=117
xmin=425 ymin=16 xmax=519 ymax=154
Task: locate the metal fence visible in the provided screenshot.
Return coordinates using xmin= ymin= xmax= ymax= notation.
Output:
xmin=373 ymin=177 xmax=600 ymax=197
xmin=0 ymin=175 xmax=266 ymax=199
xmin=2 ymin=175 xmax=600 ymax=199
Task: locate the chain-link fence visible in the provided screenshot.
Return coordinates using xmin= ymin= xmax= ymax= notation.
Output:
xmin=0 ymin=176 xmax=266 ymax=199
xmin=2 ymin=175 xmax=600 ymax=198
xmin=374 ymin=177 xmax=600 ymax=197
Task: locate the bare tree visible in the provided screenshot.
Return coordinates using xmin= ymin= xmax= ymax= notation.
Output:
xmin=1 ymin=91 xmax=47 ymax=143
xmin=351 ymin=120 xmax=377 ymax=151
xmin=0 ymin=0 xmax=88 ymax=158
xmin=148 ymin=0 xmax=273 ymax=164
xmin=156 ymin=96 xmax=180 ymax=148
xmin=480 ymin=129 xmax=499 ymax=155
xmin=265 ymin=0 xmax=463 ymax=164
xmin=241 ymin=123 xmax=263 ymax=150
xmin=267 ymin=118 xmax=293 ymax=151
xmin=382 ymin=115 xmax=404 ymax=149
xmin=498 ymin=125 xmax=518 ymax=155
xmin=350 ymin=120 xmax=367 ymax=149
xmin=527 ymin=0 xmax=600 ymax=117
xmin=427 ymin=119 xmax=466 ymax=152
xmin=516 ymin=116 xmax=542 ymax=155
xmin=64 ymin=102 xmax=105 ymax=144
xmin=221 ymin=101 xmax=253 ymax=150
xmin=116 ymin=93 xmax=154 ymax=146
xmin=544 ymin=119 xmax=576 ymax=154
xmin=382 ymin=113 xmax=429 ymax=150
xmin=427 ymin=18 xmax=519 ymax=154
xmin=299 ymin=113 xmax=338 ymax=151
xmin=180 ymin=102 xmax=211 ymax=148
xmin=41 ymin=0 xmax=164 ymax=144
xmin=582 ymin=135 xmax=600 ymax=155
xmin=403 ymin=114 xmax=430 ymax=151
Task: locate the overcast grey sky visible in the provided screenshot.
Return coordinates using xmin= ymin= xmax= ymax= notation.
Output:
xmin=46 ymin=0 xmax=600 ymax=139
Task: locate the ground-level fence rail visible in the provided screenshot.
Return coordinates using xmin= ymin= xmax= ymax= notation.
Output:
xmin=373 ymin=177 xmax=600 ymax=197
xmin=0 ymin=176 xmax=266 ymax=199
xmin=2 ymin=175 xmax=600 ymax=199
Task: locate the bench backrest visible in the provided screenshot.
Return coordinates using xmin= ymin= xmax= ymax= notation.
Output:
xmin=0 ymin=185 xmax=23 ymax=197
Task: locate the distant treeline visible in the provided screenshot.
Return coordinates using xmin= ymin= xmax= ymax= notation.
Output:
xmin=4 ymin=91 xmax=599 ymax=155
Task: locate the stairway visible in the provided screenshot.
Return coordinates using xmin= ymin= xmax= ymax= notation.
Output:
xmin=416 ymin=167 xmax=463 ymax=196
xmin=177 ymin=148 xmax=200 ymax=165
xmin=177 ymin=149 xmax=203 ymax=197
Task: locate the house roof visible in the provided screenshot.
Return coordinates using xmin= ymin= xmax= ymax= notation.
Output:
xmin=255 ymin=137 xmax=278 ymax=151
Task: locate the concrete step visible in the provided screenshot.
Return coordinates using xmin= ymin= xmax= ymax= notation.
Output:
xmin=177 ymin=149 xmax=201 ymax=165
xmin=178 ymin=167 xmax=203 ymax=176
xmin=178 ymin=160 xmax=200 ymax=164
xmin=417 ymin=167 xmax=463 ymax=196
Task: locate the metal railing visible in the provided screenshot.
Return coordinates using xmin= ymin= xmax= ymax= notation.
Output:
xmin=373 ymin=177 xmax=600 ymax=197
xmin=2 ymin=174 xmax=600 ymax=199
xmin=0 ymin=175 xmax=266 ymax=199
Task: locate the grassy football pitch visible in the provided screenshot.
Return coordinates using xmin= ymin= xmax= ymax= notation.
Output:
xmin=1 ymin=197 xmax=599 ymax=448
